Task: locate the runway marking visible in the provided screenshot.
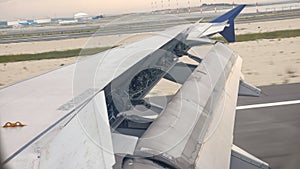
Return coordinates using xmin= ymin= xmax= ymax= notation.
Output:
xmin=236 ymin=100 xmax=300 ymax=110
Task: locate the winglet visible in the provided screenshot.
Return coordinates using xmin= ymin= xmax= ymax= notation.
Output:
xmin=210 ymin=5 xmax=246 ymax=42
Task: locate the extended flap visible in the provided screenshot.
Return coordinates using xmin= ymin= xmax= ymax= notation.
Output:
xmin=238 ymin=80 xmax=261 ymax=97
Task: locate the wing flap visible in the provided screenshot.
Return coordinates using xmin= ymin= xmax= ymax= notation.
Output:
xmin=133 ymin=42 xmax=239 ymax=168
xmin=238 ymin=80 xmax=261 ymax=97
xmin=230 ymin=144 xmax=270 ymax=169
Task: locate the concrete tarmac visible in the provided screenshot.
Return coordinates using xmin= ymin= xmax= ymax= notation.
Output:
xmin=235 ymin=83 xmax=300 ymax=169
xmin=1 ymin=10 xmax=299 ymax=44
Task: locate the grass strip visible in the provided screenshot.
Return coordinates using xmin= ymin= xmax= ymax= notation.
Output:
xmin=213 ymin=29 xmax=300 ymax=42
xmin=0 ymin=46 xmax=114 ymax=63
xmin=1 ymin=29 xmax=300 ymax=63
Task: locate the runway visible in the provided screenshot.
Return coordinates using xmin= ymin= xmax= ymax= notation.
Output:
xmin=235 ymin=83 xmax=300 ymax=169
xmin=1 ymin=9 xmax=299 ymax=44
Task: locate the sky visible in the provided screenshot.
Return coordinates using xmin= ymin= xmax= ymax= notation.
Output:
xmin=0 ymin=0 xmax=285 ymax=20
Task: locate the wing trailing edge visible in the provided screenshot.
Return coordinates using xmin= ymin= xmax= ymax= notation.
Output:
xmin=231 ymin=144 xmax=270 ymax=169
xmin=238 ymin=80 xmax=261 ymax=97
xmin=211 ymin=5 xmax=246 ymax=42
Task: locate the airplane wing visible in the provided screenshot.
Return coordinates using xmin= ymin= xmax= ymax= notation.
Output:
xmin=1 ymin=5 xmax=268 ymax=169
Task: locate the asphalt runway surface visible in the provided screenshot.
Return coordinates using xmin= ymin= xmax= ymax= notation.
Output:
xmin=234 ymin=83 xmax=300 ymax=169
xmin=1 ymin=9 xmax=299 ymax=44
